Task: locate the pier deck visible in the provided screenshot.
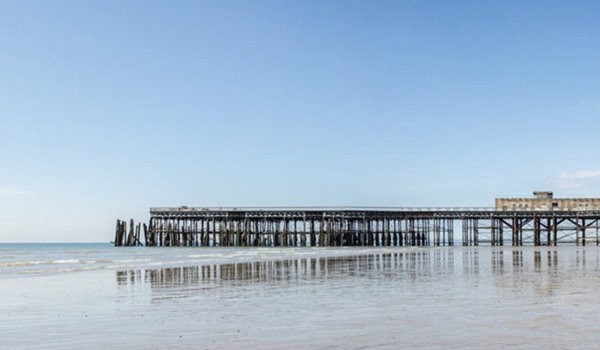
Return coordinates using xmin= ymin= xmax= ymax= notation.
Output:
xmin=114 ymin=207 xmax=600 ymax=247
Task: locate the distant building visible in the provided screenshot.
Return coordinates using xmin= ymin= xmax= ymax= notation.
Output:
xmin=496 ymin=191 xmax=600 ymax=211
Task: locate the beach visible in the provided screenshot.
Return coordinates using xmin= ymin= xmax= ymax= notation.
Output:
xmin=2 ymin=244 xmax=600 ymax=349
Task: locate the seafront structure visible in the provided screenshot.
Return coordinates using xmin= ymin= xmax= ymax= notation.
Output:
xmin=114 ymin=192 xmax=600 ymax=247
xmin=496 ymin=191 xmax=600 ymax=211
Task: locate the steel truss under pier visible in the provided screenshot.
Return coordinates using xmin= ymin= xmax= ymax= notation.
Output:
xmin=114 ymin=207 xmax=600 ymax=247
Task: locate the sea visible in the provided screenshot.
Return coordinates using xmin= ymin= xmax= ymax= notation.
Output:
xmin=2 ymin=243 xmax=600 ymax=349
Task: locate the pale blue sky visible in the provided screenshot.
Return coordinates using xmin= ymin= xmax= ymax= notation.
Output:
xmin=2 ymin=1 xmax=600 ymax=242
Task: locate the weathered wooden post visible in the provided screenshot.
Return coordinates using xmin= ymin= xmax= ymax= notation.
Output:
xmin=143 ymin=223 xmax=148 ymax=246
xmin=301 ymin=217 xmax=307 ymax=247
xmin=114 ymin=220 xmax=120 ymax=247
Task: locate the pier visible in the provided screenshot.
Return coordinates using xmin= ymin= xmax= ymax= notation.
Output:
xmin=114 ymin=206 xmax=600 ymax=247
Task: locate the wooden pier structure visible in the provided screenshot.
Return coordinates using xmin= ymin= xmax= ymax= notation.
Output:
xmin=114 ymin=207 xmax=600 ymax=247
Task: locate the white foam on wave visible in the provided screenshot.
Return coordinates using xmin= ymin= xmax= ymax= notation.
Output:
xmin=52 ymin=259 xmax=81 ymax=264
xmin=0 ymin=259 xmax=89 ymax=267
xmin=185 ymin=254 xmax=225 ymax=258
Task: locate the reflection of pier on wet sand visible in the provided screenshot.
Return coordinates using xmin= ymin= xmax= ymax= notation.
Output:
xmin=116 ymin=248 xmax=575 ymax=298
xmin=117 ymin=252 xmax=455 ymax=290
xmin=115 ymin=207 xmax=600 ymax=247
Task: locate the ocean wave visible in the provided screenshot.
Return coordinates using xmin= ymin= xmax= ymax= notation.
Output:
xmin=113 ymin=258 xmax=152 ymax=263
xmin=0 ymin=259 xmax=115 ymax=268
xmin=0 ymin=260 xmax=75 ymax=267
xmin=184 ymin=254 xmax=225 ymax=258
xmin=15 ymin=265 xmax=105 ymax=276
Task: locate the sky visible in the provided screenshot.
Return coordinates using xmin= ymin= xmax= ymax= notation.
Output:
xmin=2 ymin=0 xmax=600 ymax=242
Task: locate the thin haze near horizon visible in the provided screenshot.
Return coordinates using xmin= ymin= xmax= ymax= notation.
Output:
xmin=2 ymin=1 xmax=600 ymax=242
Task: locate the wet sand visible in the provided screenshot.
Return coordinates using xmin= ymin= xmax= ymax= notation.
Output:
xmin=2 ymin=246 xmax=600 ymax=349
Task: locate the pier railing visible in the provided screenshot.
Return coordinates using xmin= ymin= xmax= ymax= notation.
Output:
xmin=150 ymin=206 xmax=498 ymax=212
xmin=150 ymin=206 xmax=600 ymax=213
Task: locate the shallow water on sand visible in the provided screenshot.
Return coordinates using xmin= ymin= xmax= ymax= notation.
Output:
xmin=2 ymin=245 xmax=600 ymax=349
